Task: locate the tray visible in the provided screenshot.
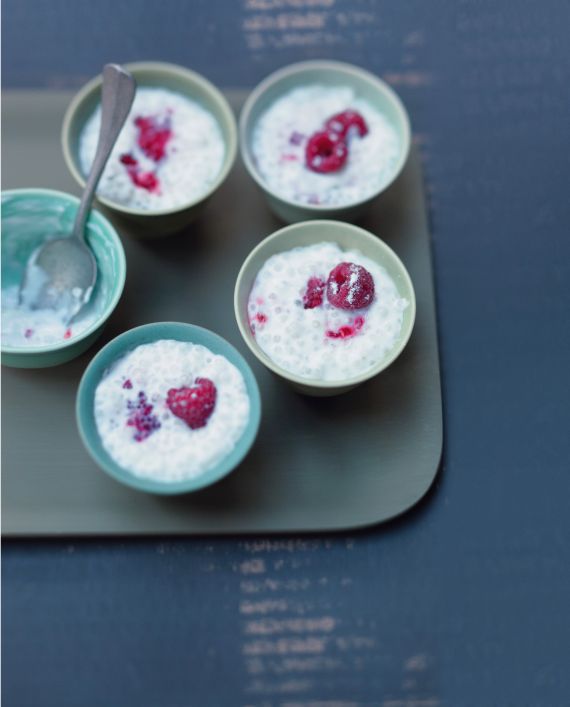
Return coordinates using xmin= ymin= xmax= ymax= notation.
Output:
xmin=1 ymin=90 xmax=443 ymax=535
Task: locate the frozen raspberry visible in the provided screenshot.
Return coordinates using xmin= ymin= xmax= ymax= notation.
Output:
xmin=302 ymin=276 xmax=325 ymax=309
xmin=325 ymin=110 xmax=369 ymax=139
xmin=119 ymin=153 xmax=137 ymax=166
xmin=305 ymin=130 xmax=348 ymax=173
xmin=122 ymin=379 xmax=133 ymax=390
xmin=166 ymin=378 xmax=217 ymax=430
xmin=127 ymin=391 xmax=161 ymax=442
xmin=326 ymin=262 xmax=375 ymax=310
xmin=134 ymin=115 xmax=172 ymax=162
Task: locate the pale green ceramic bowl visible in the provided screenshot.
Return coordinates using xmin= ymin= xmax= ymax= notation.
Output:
xmin=76 ymin=322 xmax=262 ymax=495
xmin=239 ymin=60 xmax=411 ymax=223
xmin=62 ymin=61 xmax=237 ymax=237
xmin=1 ymin=189 xmax=126 ymax=368
xmin=234 ymin=220 xmax=416 ymax=396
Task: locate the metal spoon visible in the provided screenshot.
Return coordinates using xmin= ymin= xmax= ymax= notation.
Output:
xmin=20 ymin=64 xmax=136 ymax=321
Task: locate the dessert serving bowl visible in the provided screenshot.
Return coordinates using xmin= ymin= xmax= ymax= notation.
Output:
xmin=239 ymin=60 xmax=411 ymax=223
xmin=234 ymin=219 xmax=416 ymax=396
xmin=1 ymin=189 xmax=126 ymax=368
xmin=62 ymin=61 xmax=238 ymax=237
xmin=76 ymin=322 xmax=262 ymax=495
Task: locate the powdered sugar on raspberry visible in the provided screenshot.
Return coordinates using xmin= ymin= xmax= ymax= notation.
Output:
xmin=247 ymin=242 xmax=408 ymax=381
xmin=94 ymin=340 xmax=250 ymax=481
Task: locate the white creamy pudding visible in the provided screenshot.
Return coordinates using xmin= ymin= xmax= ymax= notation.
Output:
xmin=247 ymin=242 xmax=408 ymax=381
xmin=94 ymin=340 xmax=250 ymax=481
xmin=1 ymin=284 xmax=99 ymax=347
xmin=251 ymin=85 xmax=400 ymax=207
xmin=79 ymin=88 xmax=225 ymax=211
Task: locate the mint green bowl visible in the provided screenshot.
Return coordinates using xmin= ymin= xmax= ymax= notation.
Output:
xmin=234 ymin=220 xmax=416 ymax=396
xmin=1 ymin=189 xmax=126 ymax=368
xmin=62 ymin=61 xmax=237 ymax=237
xmin=239 ymin=60 xmax=411 ymax=223
xmin=76 ymin=322 xmax=262 ymax=495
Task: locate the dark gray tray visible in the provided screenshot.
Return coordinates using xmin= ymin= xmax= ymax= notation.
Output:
xmin=1 ymin=90 xmax=442 ymax=535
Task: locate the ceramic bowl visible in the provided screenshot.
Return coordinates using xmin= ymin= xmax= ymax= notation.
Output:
xmin=239 ymin=60 xmax=411 ymax=223
xmin=62 ymin=61 xmax=237 ymax=237
xmin=76 ymin=322 xmax=261 ymax=495
xmin=234 ymin=220 xmax=416 ymax=395
xmin=1 ymin=189 xmax=126 ymax=368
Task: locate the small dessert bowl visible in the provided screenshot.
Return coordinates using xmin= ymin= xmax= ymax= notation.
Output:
xmin=62 ymin=61 xmax=237 ymax=237
xmin=239 ymin=60 xmax=411 ymax=223
xmin=1 ymin=189 xmax=126 ymax=368
xmin=234 ymin=220 xmax=416 ymax=396
xmin=76 ymin=322 xmax=262 ymax=495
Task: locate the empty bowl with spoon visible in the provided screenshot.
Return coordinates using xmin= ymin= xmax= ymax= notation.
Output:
xmin=1 ymin=188 xmax=126 ymax=368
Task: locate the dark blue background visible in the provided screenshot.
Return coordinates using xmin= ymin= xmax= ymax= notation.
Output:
xmin=3 ymin=1 xmax=570 ymax=705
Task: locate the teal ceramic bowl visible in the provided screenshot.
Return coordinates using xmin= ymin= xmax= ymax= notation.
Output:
xmin=76 ymin=322 xmax=262 ymax=495
xmin=1 ymin=189 xmax=126 ymax=368
xmin=234 ymin=220 xmax=416 ymax=396
xmin=239 ymin=60 xmax=411 ymax=223
xmin=62 ymin=61 xmax=237 ymax=237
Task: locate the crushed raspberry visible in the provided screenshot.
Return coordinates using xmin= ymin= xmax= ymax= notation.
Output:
xmin=305 ymin=130 xmax=348 ymax=173
xmin=127 ymin=390 xmax=161 ymax=442
xmin=166 ymin=378 xmax=217 ymax=430
xmin=63 ymin=328 xmax=72 ymax=339
xmin=289 ymin=131 xmax=305 ymax=145
xmin=134 ymin=115 xmax=172 ymax=162
xmin=325 ymin=110 xmax=369 ymax=139
xmin=119 ymin=153 xmax=137 ymax=166
xmin=255 ymin=313 xmax=268 ymax=325
xmin=119 ymin=153 xmax=160 ymax=193
xmin=122 ymin=379 xmax=133 ymax=390
xmin=303 ymin=276 xmax=326 ymax=309
xmin=326 ymin=316 xmax=365 ymax=339
xmin=24 ymin=328 xmax=33 ymax=339
xmin=326 ymin=262 xmax=375 ymax=310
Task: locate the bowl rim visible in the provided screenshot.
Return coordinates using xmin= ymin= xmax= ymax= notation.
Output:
xmin=234 ymin=219 xmax=416 ymax=389
xmin=238 ymin=59 xmax=412 ymax=213
xmin=1 ymin=187 xmax=126 ymax=355
xmin=76 ymin=321 xmax=262 ymax=495
xmin=61 ymin=60 xmax=238 ymax=217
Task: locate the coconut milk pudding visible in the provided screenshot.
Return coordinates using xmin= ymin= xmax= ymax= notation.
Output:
xmin=94 ymin=340 xmax=250 ymax=481
xmin=79 ymin=88 xmax=225 ymax=211
xmin=251 ymin=85 xmax=400 ymax=207
xmin=248 ymin=242 xmax=409 ymax=381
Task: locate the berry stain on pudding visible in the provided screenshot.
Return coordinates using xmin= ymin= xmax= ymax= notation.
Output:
xmin=248 ymin=242 xmax=409 ymax=382
xmin=79 ymin=88 xmax=225 ymax=211
xmin=252 ymin=85 xmax=400 ymax=206
xmin=94 ymin=340 xmax=250 ymax=481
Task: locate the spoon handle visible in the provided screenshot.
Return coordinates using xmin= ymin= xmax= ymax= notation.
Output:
xmin=73 ymin=64 xmax=136 ymax=241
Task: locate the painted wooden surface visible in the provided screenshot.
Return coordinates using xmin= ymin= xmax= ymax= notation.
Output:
xmin=2 ymin=0 xmax=570 ymax=705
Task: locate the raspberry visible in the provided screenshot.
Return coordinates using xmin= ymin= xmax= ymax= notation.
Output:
xmin=326 ymin=262 xmax=375 ymax=310
xmin=134 ymin=115 xmax=172 ymax=162
xmin=302 ymin=276 xmax=325 ymax=309
xmin=166 ymin=378 xmax=217 ymax=430
xmin=119 ymin=153 xmax=160 ymax=193
xmin=326 ymin=316 xmax=365 ymax=339
xmin=122 ymin=379 xmax=133 ymax=390
xmin=325 ymin=110 xmax=369 ymax=139
xmin=305 ymin=130 xmax=348 ymax=173
xmin=127 ymin=390 xmax=161 ymax=442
